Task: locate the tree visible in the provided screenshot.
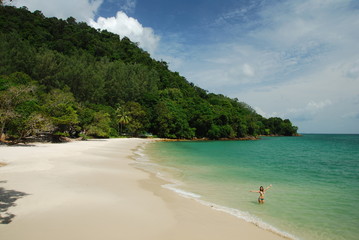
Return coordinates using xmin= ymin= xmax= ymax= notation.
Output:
xmin=43 ymin=88 xmax=79 ymax=139
xmin=16 ymin=113 xmax=54 ymax=141
xmin=116 ymin=106 xmax=131 ymax=135
xmin=237 ymin=122 xmax=249 ymax=137
xmin=0 ymin=1 xmax=12 ymax=5
xmin=124 ymin=101 xmax=148 ymax=136
xmin=0 ymin=80 xmax=35 ymax=141
xmin=280 ymin=119 xmax=298 ymax=136
xmin=0 ymin=6 xmax=299 ymax=141
xmin=208 ymin=124 xmax=221 ymax=140
xmin=85 ymin=111 xmax=111 ymax=138
xmin=153 ymin=100 xmax=195 ymax=139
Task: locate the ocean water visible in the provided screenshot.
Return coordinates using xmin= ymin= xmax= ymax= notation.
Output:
xmin=134 ymin=134 xmax=359 ymax=240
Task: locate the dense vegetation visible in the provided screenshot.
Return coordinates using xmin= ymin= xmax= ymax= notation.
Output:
xmin=0 ymin=5 xmax=298 ymax=142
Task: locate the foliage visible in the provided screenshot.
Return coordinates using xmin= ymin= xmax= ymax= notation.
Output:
xmin=0 ymin=5 xmax=298 ymax=142
xmin=85 ymin=111 xmax=112 ymax=138
xmin=116 ymin=106 xmax=131 ymax=135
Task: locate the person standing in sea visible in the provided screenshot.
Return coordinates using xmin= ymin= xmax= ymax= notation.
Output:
xmin=250 ymin=184 xmax=272 ymax=204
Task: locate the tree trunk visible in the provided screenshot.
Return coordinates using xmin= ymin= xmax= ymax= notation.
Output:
xmin=0 ymin=121 xmax=5 ymax=141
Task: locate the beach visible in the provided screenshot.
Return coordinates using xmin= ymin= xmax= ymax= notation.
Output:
xmin=0 ymin=138 xmax=285 ymax=240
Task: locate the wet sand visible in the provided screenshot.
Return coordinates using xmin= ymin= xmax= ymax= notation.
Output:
xmin=0 ymin=138 xmax=285 ymax=240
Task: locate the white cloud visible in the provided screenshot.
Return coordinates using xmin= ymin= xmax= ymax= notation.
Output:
xmin=11 ymin=0 xmax=160 ymax=55
xmin=284 ymin=99 xmax=333 ymax=122
xmin=307 ymin=100 xmax=332 ymax=111
xmin=236 ymin=62 xmax=359 ymax=133
xmin=242 ymin=64 xmax=254 ymax=77
xmin=165 ymin=0 xmax=359 ymax=133
xmin=89 ymin=11 xmax=160 ymax=54
xmin=253 ymin=106 xmax=278 ymax=119
xmin=120 ymin=0 xmax=136 ymax=14
xmin=344 ymin=59 xmax=359 ymax=79
xmin=342 ymin=111 xmax=359 ymax=119
xmin=6 ymin=0 xmax=359 ymax=133
xmin=12 ymin=0 xmax=103 ymax=22
xmin=254 ymin=99 xmax=332 ymax=122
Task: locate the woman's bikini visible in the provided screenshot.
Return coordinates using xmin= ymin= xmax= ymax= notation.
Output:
xmin=258 ymin=191 xmax=265 ymax=201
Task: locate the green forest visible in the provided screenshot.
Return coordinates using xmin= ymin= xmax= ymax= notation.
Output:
xmin=0 ymin=5 xmax=298 ymax=143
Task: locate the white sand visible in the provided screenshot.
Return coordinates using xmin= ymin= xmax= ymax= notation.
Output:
xmin=0 ymin=138 xmax=286 ymax=240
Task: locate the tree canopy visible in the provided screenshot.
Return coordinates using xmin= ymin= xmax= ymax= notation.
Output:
xmin=0 ymin=5 xmax=298 ymax=142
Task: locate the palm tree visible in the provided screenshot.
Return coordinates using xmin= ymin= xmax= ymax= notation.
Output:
xmin=116 ymin=107 xmax=131 ymax=135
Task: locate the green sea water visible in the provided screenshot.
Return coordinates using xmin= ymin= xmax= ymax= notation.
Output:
xmin=135 ymin=134 xmax=359 ymax=240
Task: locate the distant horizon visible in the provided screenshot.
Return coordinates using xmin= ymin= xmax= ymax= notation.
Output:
xmin=300 ymin=132 xmax=359 ymax=135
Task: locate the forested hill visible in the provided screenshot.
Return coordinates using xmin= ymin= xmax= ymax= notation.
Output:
xmin=0 ymin=5 xmax=298 ymax=142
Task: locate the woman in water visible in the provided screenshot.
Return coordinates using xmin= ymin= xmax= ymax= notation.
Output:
xmin=250 ymin=184 xmax=272 ymax=204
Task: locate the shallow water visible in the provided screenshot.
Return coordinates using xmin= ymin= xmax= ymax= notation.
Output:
xmin=135 ymin=135 xmax=359 ymax=240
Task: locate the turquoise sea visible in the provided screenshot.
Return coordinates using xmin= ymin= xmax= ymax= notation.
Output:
xmin=134 ymin=134 xmax=359 ymax=240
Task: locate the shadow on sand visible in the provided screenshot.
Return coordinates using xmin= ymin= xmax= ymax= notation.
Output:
xmin=0 ymin=184 xmax=29 ymax=224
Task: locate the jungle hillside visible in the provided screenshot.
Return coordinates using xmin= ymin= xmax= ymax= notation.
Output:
xmin=0 ymin=5 xmax=298 ymax=143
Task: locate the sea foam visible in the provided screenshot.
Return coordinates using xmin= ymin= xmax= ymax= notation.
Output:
xmin=132 ymin=141 xmax=298 ymax=240
xmin=160 ymin=181 xmax=297 ymax=240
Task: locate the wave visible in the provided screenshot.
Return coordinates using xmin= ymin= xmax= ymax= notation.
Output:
xmin=162 ymin=183 xmax=201 ymax=199
xmin=196 ymin=199 xmax=298 ymax=240
xmin=161 ymin=182 xmax=298 ymax=240
xmin=131 ymin=141 xmax=299 ymax=240
xmin=132 ymin=142 xmax=150 ymax=162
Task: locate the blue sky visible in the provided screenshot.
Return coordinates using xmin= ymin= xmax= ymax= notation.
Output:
xmin=10 ymin=0 xmax=359 ymax=133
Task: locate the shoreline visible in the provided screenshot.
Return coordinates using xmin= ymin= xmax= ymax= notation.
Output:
xmin=0 ymin=138 xmax=287 ymax=240
xmin=133 ymin=140 xmax=295 ymax=240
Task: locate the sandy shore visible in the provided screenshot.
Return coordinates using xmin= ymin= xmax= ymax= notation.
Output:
xmin=0 ymin=138 xmax=285 ymax=240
